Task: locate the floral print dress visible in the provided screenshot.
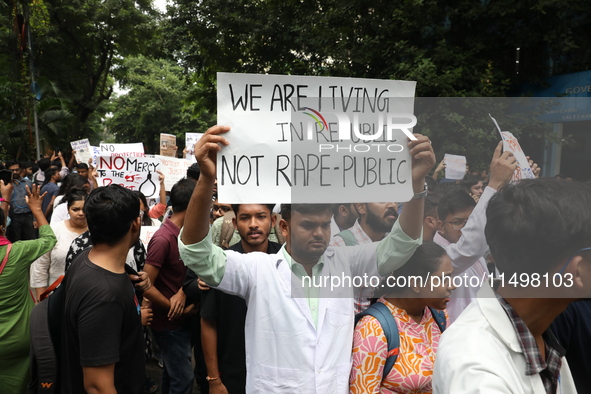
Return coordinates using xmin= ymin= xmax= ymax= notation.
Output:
xmin=350 ymin=297 xmax=449 ymax=393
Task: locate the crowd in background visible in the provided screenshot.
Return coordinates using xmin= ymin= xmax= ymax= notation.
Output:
xmin=0 ymin=132 xmax=590 ymax=394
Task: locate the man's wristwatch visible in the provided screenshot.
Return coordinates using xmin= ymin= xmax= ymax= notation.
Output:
xmin=412 ymin=182 xmax=428 ymax=199
xmin=206 ymin=376 xmax=220 ymax=382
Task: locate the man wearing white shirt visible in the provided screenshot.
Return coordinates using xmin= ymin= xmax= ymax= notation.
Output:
xmin=434 ymin=178 xmax=590 ymax=393
xmin=179 ymin=125 xmax=435 ymax=394
xmin=432 ymin=142 xmax=515 ymax=322
xmin=434 ymin=189 xmax=487 ymax=322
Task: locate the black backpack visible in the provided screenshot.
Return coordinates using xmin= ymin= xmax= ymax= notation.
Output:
xmin=28 ymin=263 xmax=142 ymax=393
xmin=29 ymin=275 xmax=66 ymax=393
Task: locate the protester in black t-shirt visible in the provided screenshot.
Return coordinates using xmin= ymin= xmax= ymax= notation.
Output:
xmin=194 ymin=203 xmax=281 ymax=394
xmin=61 ymin=184 xmax=149 ymax=394
xmin=551 ymin=299 xmax=591 ymax=394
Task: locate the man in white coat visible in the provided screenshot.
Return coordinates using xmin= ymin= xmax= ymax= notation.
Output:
xmin=179 ymin=125 xmax=435 ymax=393
xmin=432 ymin=142 xmax=516 ymax=323
xmin=433 ymin=178 xmax=591 ymax=393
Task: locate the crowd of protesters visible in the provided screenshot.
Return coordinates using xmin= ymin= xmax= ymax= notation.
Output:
xmin=0 ymin=130 xmax=590 ymax=394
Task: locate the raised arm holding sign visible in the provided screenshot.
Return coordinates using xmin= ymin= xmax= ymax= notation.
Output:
xmin=489 ymin=114 xmax=535 ymax=183
xmin=179 ymin=123 xmax=434 ymax=393
xmin=70 ymin=139 xmax=92 ymax=164
xmin=443 ymin=154 xmax=467 ymax=180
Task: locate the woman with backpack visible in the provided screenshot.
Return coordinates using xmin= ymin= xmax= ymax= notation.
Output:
xmin=349 ymin=242 xmax=456 ymax=394
xmin=0 ymin=181 xmax=56 ymax=394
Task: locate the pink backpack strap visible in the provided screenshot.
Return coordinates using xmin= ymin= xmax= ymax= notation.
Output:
xmin=0 ymin=243 xmax=13 ymax=275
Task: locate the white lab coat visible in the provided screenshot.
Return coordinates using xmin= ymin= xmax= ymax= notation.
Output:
xmin=434 ymin=186 xmax=496 ymax=323
xmin=433 ymin=284 xmax=577 ymax=394
xmin=216 ymin=243 xmax=392 ymax=394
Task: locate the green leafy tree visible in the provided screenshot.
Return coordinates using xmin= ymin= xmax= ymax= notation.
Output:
xmin=163 ymin=0 xmax=591 ymax=169
xmin=0 ymin=0 xmax=159 ymax=159
xmin=37 ymin=0 xmax=158 ymax=132
xmin=106 ymin=55 xmax=214 ymax=154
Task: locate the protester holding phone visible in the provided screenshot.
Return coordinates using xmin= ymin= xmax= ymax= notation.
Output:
xmin=0 ymin=170 xmax=12 ymax=187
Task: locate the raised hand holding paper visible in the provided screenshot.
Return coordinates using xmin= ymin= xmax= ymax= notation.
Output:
xmin=443 ymin=153 xmax=466 ymax=180
xmin=489 ymin=114 xmax=535 ymax=182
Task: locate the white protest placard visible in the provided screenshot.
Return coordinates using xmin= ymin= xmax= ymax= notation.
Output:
xmin=444 ymin=154 xmax=467 ymax=180
xmin=95 ymin=156 xmax=161 ymax=198
xmin=500 ymin=132 xmax=535 ymax=182
xmin=160 ymin=134 xmax=177 ymax=157
xmin=217 ymin=73 xmax=417 ymax=203
xmin=157 ymin=155 xmax=192 ymax=191
xmin=185 ymin=133 xmax=203 ymax=162
xmin=70 ymin=139 xmax=92 ymax=164
xmin=140 ymin=226 xmax=161 ymax=247
xmin=99 ymin=142 xmax=145 ymax=157
xmin=489 ymin=115 xmax=535 ymax=182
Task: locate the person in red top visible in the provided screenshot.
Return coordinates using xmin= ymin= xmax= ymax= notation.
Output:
xmin=144 ymin=178 xmax=196 ymax=394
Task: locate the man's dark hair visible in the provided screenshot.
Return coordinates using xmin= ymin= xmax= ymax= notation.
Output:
xmin=280 ymin=204 xmax=332 ymax=222
xmin=437 ymin=189 xmax=476 ymax=220
xmin=5 ymin=160 xmax=19 ymax=169
xmin=43 ymin=168 xmax=59 ymax=184
xmin=331 ymin=203 xmax=342 ymax=215
xmin=485 ymin=178 xmax=591 ymax=276
xmin=232 ymin=204 xmax=275 ymax=215
xmin=186 ymin=163 xmax=201 ymax=181
xmin=170 ymin=178 xmax=196 ymax=213
xmin=84 ymin=184 xmax=140 ymax=246
xmin=331 ymin=203 xmax=356 ymax=216
xmin=37 ymin=158 xmax=50 ymax=172
xmin=435 ymin=181 xmax=461 ymax=194
xmin=75 ymin=163 xmax=89 ymax=171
